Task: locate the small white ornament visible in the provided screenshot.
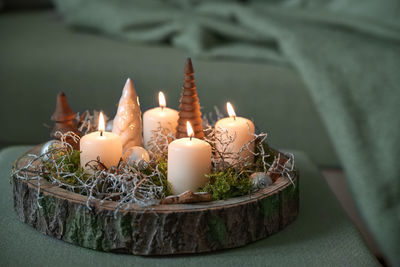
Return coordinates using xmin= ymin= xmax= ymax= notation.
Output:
xmin=124 ymin=146 xmax=150 ymax=168
xmin=250 ymin=172 xmax=272 ymax=190
xmin=41 ymin=140 xmax=62 ymax=161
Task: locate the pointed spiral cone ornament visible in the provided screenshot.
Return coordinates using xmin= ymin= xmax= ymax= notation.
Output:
xmin=112 ymin=78 xmax=143 ymax=150
xmin=176 ymin=58 xmax=204 ymax=139
xmin=50 ymin=92 xmax=80 ymax=149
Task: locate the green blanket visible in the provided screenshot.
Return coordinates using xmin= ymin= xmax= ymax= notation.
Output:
xmin=52 ymin=0 xmax=400 ymax=264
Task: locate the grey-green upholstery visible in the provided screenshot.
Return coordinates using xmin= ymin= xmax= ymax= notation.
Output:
xmin=0 ymin=11 xmax=339 ymax=166
xmin=0 ymin=146 xmax=377 ymax=266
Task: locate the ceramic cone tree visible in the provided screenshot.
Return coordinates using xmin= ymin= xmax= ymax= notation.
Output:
xmin=50 ymin=92 xmax=80 ymax=149
xmin=112 ymin=78 xmax=143 ymax=150
xmin=176 ymin=58 xmax=204 ymax=139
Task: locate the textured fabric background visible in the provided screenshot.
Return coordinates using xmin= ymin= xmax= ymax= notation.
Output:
xmin=0 ymin=11 xmax=339 ymax=166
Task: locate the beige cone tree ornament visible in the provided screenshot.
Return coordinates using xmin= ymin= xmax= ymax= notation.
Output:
xmin=176 ymin=58 xmax=204 ymax=139
xmin=112 ymin=78 xmax=143 ymax=150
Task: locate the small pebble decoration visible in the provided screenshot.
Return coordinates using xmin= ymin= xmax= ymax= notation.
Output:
xmin=41 ymin=140 xmax=62 ymax=161
xmin=250 ymin=172 xmax=272 ymax=190
xmin=124 ymin=146 xmax=150 ymax=169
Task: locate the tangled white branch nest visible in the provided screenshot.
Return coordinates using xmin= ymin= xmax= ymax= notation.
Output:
xmin=13 ymin=130 xmax=166 ymax=216
xmin=13 ymin=110 xmax=296 ymax=214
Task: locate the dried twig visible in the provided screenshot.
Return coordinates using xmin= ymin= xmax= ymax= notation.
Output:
xmin=13 ymin=109 xmax=296 ymax=213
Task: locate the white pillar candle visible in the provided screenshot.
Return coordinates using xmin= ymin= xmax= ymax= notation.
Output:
xmin=168 ymin=121 xmax=211 ymax=195
xmin=215 ymin=102 xmax=255 ymax=165
xmin=143 ymin=92 xmax=179 ymax=148
xmin=80 ymin=112 xmax=123 ymax=170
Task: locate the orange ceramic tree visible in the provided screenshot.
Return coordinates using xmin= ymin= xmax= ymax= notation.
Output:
xmin=50 ymin=92 xmax=80 ymax=148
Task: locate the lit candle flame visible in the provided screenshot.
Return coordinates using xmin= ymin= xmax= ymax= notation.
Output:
xmin=98 ymin=112 xmax=105 ymax=136
xmin=227 ymin=102 xmax=236 ymax=120
xmin=186 ymin=121 xmax=194 ymax=140
xmin=159 ymin=91 xmax=166 ymax=109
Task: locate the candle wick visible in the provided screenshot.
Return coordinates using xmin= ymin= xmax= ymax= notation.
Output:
xmin=161 ymin=106 xmax=164 ymax=111
xmin=190 ymin=135 xmax=193 ymax=141
xmin=100 ymin=130 xmax=103 ymax=137
xmin=233 ymin=115 xmax=236 ymax=121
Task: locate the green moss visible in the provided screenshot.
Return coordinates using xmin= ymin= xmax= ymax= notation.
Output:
xmin=38 ymin=195 xmax=55 ymax=217
xmin=201 ymin=169 xmax=252 ymax=200
xmin=42 ymin=149 xmax=90 ymax=191
xmin=119 ymin=213 xmax=133 ymax=237
xmin=139 ymin=158 xmax=172 ymax=197
xmin=254 ymin=141 xmax=277 ymax=171
xmin=84 ymin=214 xmax=105 ymax=250
xmin=64 ymin=208 xmax=106 ymax=250
xmin=200 ymin=141 xmax=279 ymax=201
xmin=64 ymin=209 xmax=85 ymax=245
xmin=207 ymin=215 xmax=228 ymax=246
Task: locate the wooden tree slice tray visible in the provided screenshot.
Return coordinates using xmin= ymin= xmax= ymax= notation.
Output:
xmin=12 ymin=145 xmax=299 ymax=255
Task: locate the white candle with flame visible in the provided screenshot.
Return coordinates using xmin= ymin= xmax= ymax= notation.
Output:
xmin=80 ymin=112 xmax=123 ymax=170
xmin=168 ymin=121 xmax=211 ymax=194
xmin=143 ymin=91 xmax=179 ymax=148
xmin=215 ymin=102 xmax=255 ymax=165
